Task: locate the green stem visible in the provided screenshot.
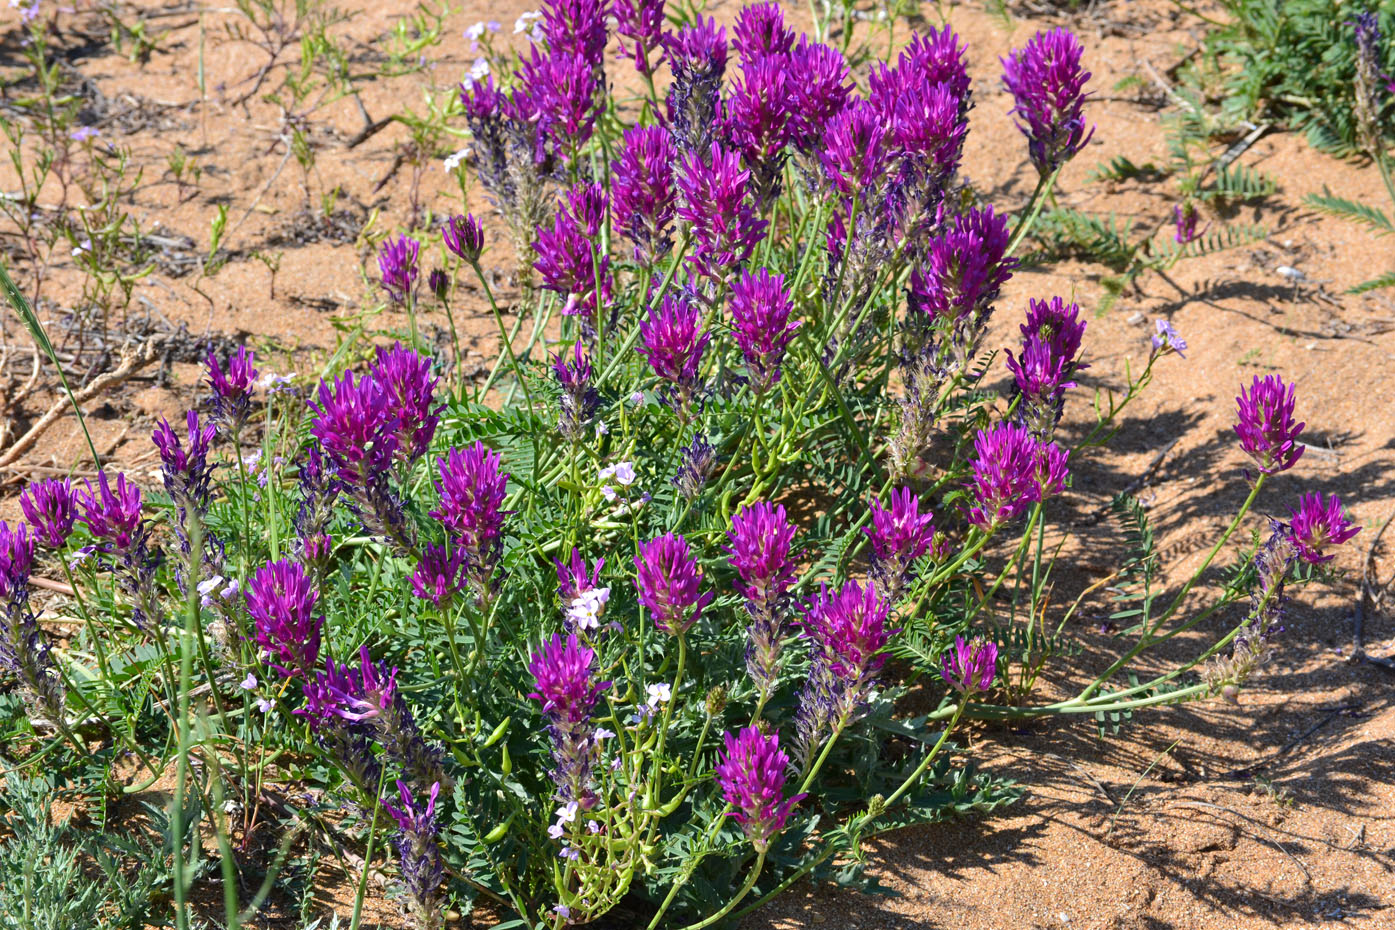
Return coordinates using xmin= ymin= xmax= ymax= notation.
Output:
xmin=675 ymin=850 xmax=766 ymax=930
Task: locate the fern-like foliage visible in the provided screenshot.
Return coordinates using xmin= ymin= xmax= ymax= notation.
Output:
xmin=1305 ymin=188 xmax=1394 ymax=236
xmin=1349 ymin=270 xmax=1395 ymax=294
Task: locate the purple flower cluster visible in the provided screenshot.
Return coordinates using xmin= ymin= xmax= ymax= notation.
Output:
xmin=730 ymin=268 xmax=800 ymax=393
xmin=726 ymin=501 xmax=797 ymax=696
xmin=1007 ymin=297 xmax=1088 ymax=439
xmin=152 ymin=410 xmax=219 ymax=563
xmin=20 ymin=478 xmax=76 ymax=549
xmin=637 ymin=292 xmax=710 ymax=420
xmin=907 ymin=207 xmax=1016 ymax=343
xmin=0 ymin=520 xmax=65 ymax=726
xmin=431 ymin=442 xmax=509 ymax=602
xmin=672 ymin=431 xmax=718 ymax=500
xmin=1151 ymin=320 xmax=1187 ymax=359
xmin=410 ymin=544 xmax=467 ymax=608
xmin=551 ymin=341 xmax=600 ymax=441
xmin=863 ymin=487 xmax=938 ymax=601
xmin=529 ymin=633 xmax=608 ymax=808
xmin=383 ymin=781 xmax=446 ymax=930
xmin=206 ymin=347 xmax=257 ymax=434
xmin=293 ymin=447 xmax=339 ymax=568
xmin=378 ymin=235 xmax=421 ymax=306
xmin=663 ymin=16 xmax=728 ymax=153
xmin=613 ymin=0 xmax=664 ymax=75
xmin=555 ymin=548 xmax=609 ymax=635
xmin=966 ymin=422 xmax=1069 ymax=529
xmin=443 ymin=213 xmax=485 ymax=265
xmin=533 ymin=182 xmax=612 ymax=327
xmin=371 ymin=342 xmax=442 ymax=464
xmin=793 ymin=580 xmax=894 ymax=763
xmin=634 ymin=532 xmax=712 ymax=635
xmin=676 ymin=142 xmax=768 ymax=283
xmin=1173 ymin=202 xmax=1208 ymax=245
xmin=1234 ymin=375 xmax=1305 ymax=475
xmin=78 ymin=472 xmax=164 ymax=630
xmin=247 ymin=559 xmax=324 ymax=678
xmin=941 ymin=635 xmax=998 ymax=695
xmin=1001 ymin=28 xmax=1094 ymax=176
xmin=1288 ymin=493 xmax=1360 ymax=565
xmin=1351 ymin=12 xmax=1388 ymax=153
xmin=611 ymin=126 xmax=677 ymax=262
xmin=715 ymin=725 xmax=804 ymax=851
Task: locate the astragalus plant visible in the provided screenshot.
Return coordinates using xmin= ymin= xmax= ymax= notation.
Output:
xmin=0 ymin=2 xmax=1362 ymax=928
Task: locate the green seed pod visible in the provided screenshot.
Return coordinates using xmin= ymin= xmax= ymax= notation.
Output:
xmin=483 ymin=812 xmax=514 ymax=843
xmin=704 ymin=684 xmax=728 ymax=718
xmin=483 ymin=716 xmax=511 ymax=747
xmin=501 ymin=743 xmax=512 ymax=776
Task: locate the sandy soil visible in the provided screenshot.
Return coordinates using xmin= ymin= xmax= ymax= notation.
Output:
xmin=1 ymin=0 xmax=1392 ymax=927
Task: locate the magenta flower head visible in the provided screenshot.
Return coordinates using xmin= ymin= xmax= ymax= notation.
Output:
xmin=613 ymin=0 xmax=664 ymax=74
xmin=309 ymin=371 xmax=400 ymax=483
xmin=634 ymin=532 xmax=713 ymax=635
xmin=1021 ymin=297 xmax=1087 ymax=375
xmin=662 ymin=15 xmax=728 ymax=152
xmin=732 ymin=1 xmax=793 ymax=62
xmin=611 ymin=125 xmax=677 ymax=262
xmin=432 ymin=442 xmax=508 ymax=597
xmin=1034 ymin=440 xmax=1070 ymax=501
xmin=726 ymin=501 xmax=798 ymax=607
xmin=637 ymin=292 xmax=710 ymax=418
xmin=533 ymin=182 xmax=611 ymax=323
xmin=966 ymin=422 xmax=1039 ymax=530
xmin=722 ymin=54 xmax=796 ymax=194
xmin=1001 ymin=27 xmax=1094 ymax=176
xmin=378 ymin=234 xmax=421 ymax=305
xmin=886 ymin=79 xmax=967 ymax=193
xmin=19 ymin=478 xmax=77 ymax=549
xmin=555 ymin=546 xmax=605 ymax=602
xmin=788 ymin=37 xmax=851 ymax=151
xmin=715 ymin=726 xmax=804 ymax=852
xmin=908 ymin=206 xmax=1016 ymax=325
xmin=941 ymin=635 xmax=998 ymax=695
xmin=539 ymin=0 xmax=609 ymax=69
xmin=514 ymin=47 xmax=604 ymax=159
xmin=730 ymin=268 xmax=800 ymax=393
xmin=442 ymin=213 xmax=485 ymax=265
xmin=802 ymin=580 xmax=895 ymax=681
xmin=869 ymin=25 xmax=971 ymax=115
xmin=0 ymin=520 xmax=35 ymax=601
xmin=1173 ymin=202 xmax=1208 ymax=245
xmin=411 ymin=543 xmax=467 ymax=607
xmin=1288 ymin=493 xmax=1361 ymax=565
xmin=246 ymin=559 xmax=323 ymax=678
xmin=371 ymin=343 xmax=441 ymax=463
xmin=206 ymin=346 xmax=258 ymax=431
xmin=676 ymin=142 xmax=768 ymax=282
xmin=864 ymin=487 xmax=938 ymax=600
xmin=299 ymin=645 xmax=399 ymax=726
xmin=1234 ymin=375 xmax=1305 ymax=475
xmin=820 ymin=99 xmax=888 ymax=195
xmin=528 ymin=633 xmax=605 ymax=724
xmin=78 ymin=471 xmax=144 ymax=549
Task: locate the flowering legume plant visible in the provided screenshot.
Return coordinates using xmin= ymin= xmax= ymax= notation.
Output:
xmin=0 ymin=2 xmax=1363 ymax=928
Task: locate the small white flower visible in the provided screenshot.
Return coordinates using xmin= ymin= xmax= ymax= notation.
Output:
xmin=221 ymin=579 xmax=241 ymax=599
xmin=547 ymin=822 xmax=565 ymax=839
xmin=600 ymin=485 xmax=617 ymax=502
xmin=514 ymin=10 xmax=542 ymax=35
xmin=70 ymin=238 xmax=91 ymax=256
xmin=464 ymin=21 xmax=488 ymax=40
xmin=257 ymin=371 xmax=291 ymax=390
xmin=555 ymin=800 xmax=579 ymax=824
xmin=594 ymin=420 xmax=609 ymax=436
xmin=646 ymin=682 xmax=671 ymax=707
xmin=613 ymin=462 xmax=636 ymax=486
xmin=197 ymin=575 xmax=224 ymax=597
xmin=467 ymin=57 xmax=490 ymax=82
xmin=256 ymin=698 xmax=274 ymax=713
xmin=567 ymin=586 xmax=610 ymax=630
xmin=444 ymin=146 xmax=471 ymax=171
xmin=240 ymin=673 xmax=257 ymax=691
xmin=595 ymin=727 xmax=615 ymax=740
xmin=586 ymin=820 xmax=601 ymax=834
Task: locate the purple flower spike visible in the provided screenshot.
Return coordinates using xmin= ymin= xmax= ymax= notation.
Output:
xmin=371 ymin=343 xmax=442 ymax=463
xmin=1288 ymin=493 xmax=1361 ymax=565
xmin=908 ymin=206 xmax=1016 ymax=325
xmin=966 ymin=422 xmax=1040 ymax=530
xmin=539 ymin=0 xmax=609 ymax=69
xmin=864 ymin=487 xmax=938 ymax=599
xmin=723 ymin=55 xmax=796 ymax=196
xmin=637 ymin=293 xmax=710 ymax=419
xmin=383 ymin=780 xmax=446 ymax=930
xmin=299 ymin=646 xmax=398 ymax=726
xmin=432 ymin=442 xmax=508 ymax=600
xmin=634 ymin=532 xmax=713 ymax=635
xmin=788 ymin=37 xmax=852 ymax=152
xmin=514 ymin=47 xmax=604 ymax=160
xmin=78 ymin=471 xmax=144 ymax=550
xmin=820 ymin=99 xmax=888 ymax=195
xmin=551 ymin=341 xmax=600 ymax=441
xmin=869 ymin=25 xmax=971 ymax=117
xmin=726 ymin=501 xmax=797 ymax=695
xmin=1002 ymin=28 xmax=1094 ymax=176
xmin=309 ymin=371 xmax=400 ymax=483
xmin=1020 ymin=297 xmax=1088 ymax=374
xmin=443 ymin=213 xmax=485 ymax=264
xmin=529 ymin=632 xmax=608 ymax=807
xmin=20 ymin=478 xmax=77 ymax=549
xmin=676 ymin=142 xmax=768 ymax=283
xmin=153 ymin=410 xmax=218 ymax=508
xmin=801 ymin=580 xmax=895 ymax=682
xmin=0 ymin=520 xmax=35 ymax=602
xmin=730 ymin=268 xmax=800 ymax=394
xmin=662 ymin=16 xmax=728 ymax=153
xmin=206 ymin=346 xmax=258 ymax=431
xmin=732 ymin=1 xmax=793 ymax=63
xmin=246 ymin=559 xmax=323 ymax=678
xmin=411 ymin=544 xmax=467 ymax=607
xmin=0 ymin=519 xmax=65 ymax=726
xmin=1034 ymin=441 xmax=1071 ymax=501
xmin=556 ymin=547 xmax=605 ymax=604
xmin=533 ymin=182 xmax=611 ymax=324
xmin=1234 ymin=375 xmax=1305 ymax=475
xmin=941 ymin=635 xmax=998 ymax=695
xmin=611 ymin=125 xmax=677 ymax=262
xmin=378 ymin=235 xmax=421 ymax=305
xmin=715 ymin=726 xmax=804 ymax=852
